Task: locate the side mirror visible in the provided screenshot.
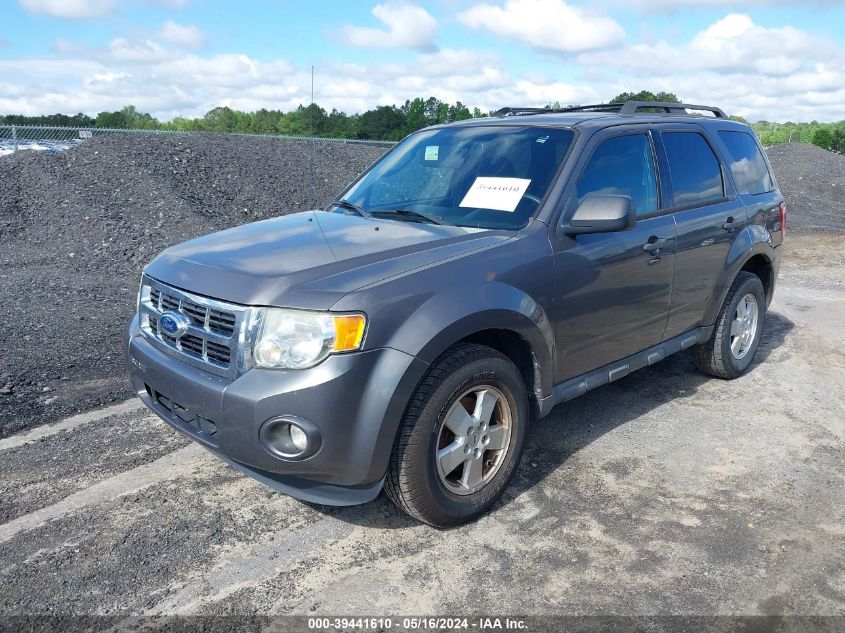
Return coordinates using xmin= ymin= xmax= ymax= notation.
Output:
xmin=564 ymin=195 xmax=636 ymax=235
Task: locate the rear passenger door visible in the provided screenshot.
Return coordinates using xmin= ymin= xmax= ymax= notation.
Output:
xmin=552 ymin=127 xmax=676 ymax=383
xmin=654 ymin=126 xmax=747 ymax=339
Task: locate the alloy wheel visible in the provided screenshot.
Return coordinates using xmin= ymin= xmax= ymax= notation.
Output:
xmin=730 ymin=292 xmax=759 ymax=360
xmin=435 ymin=386 xmax=513 ymax=496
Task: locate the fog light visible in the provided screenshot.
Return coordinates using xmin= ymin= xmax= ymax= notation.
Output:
xmin=259 ymin=416 xmax=321 ymax=460
xmin=289 ymin=424 xmax=308 ymax=452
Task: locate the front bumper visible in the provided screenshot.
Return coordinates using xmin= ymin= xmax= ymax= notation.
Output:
xmin=125 ymin=315 xmax=428 ymax=505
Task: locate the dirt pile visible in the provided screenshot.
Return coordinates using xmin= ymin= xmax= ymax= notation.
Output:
xmin=766 ymin=142 xmax=845 ymax=234
xmin=0 ymin=133 xmax=387 ymax=436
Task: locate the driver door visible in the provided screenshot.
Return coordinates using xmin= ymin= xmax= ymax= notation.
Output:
xmin=552 ymin=128 xmax=676 ymax=383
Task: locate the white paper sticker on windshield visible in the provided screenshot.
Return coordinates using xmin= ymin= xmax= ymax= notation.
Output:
xmin=459 ymin=177 xmax=531 ymax=212
xmin=424 ymin=145 xmax=439 ymax=161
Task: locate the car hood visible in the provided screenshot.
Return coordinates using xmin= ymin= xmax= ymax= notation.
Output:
xmin=145 ymin=210 xmax=510 ymax=310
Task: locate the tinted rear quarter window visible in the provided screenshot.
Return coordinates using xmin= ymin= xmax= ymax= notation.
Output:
xmin=662 ymin=132 xmax=724 ymax=207
xmin=718 ymin=130 xmax=774 ymax=195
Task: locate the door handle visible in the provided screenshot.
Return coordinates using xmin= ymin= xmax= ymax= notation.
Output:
xmin=723 ymin=216 xmax=739 ymax=230
xmin=642 ymin=237 xmax=667 ymax=252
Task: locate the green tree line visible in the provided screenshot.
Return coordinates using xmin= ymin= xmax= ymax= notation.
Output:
xmin=2 ymin=91 xmax=843 ymax=151
xmin=0 ymin=98 xmax=478 ymax=141
xmin=752 ymin=120 xmax=845 ymax=151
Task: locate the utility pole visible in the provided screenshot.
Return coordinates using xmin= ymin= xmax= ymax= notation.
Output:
xmin=310 ymin=65 xmax=316 ymax=206
xmin=310 ymin=65 xmax=315 ymax=137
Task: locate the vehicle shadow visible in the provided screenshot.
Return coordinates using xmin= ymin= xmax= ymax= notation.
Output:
xmin=307 ymin=311 xmax=795 ymax=530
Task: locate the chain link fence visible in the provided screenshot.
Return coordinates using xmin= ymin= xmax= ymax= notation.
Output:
xmin=0 ymin=125 xmax=396 ymax=157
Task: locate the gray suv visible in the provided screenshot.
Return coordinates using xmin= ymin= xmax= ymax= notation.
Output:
xmin=126 ymin=101 xmax=785 ymax=527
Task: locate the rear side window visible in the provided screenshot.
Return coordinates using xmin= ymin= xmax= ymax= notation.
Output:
xmin=718 ymin=130 xmax=774 ymax=195
xmin=576 ymin=134 xmax=658 ymax=217
xmin=662 ymin=132 xmax=724 ymax=207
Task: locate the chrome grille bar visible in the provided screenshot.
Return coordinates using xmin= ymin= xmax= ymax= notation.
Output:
xmin=139 ymin=275 xmax=257 ymax=379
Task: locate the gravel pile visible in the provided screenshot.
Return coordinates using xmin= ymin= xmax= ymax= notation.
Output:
xmin=0 ymin=133 xmax=387 ymax=437
xmin=0 ymin=137 xmax=841 ymax=437
xmin=766 ymin=142 xmax=845 ymax=234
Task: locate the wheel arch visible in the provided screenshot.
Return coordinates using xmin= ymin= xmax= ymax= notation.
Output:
xmin=704 ymin=234 xmax=776 ymax=325
xmin=412 ymin=309 xmax=553 ymax=417
xmin=739 ymin=253 xmax=775 ymax=305
xmin=455 ymin=328 xmax=543 ymax=419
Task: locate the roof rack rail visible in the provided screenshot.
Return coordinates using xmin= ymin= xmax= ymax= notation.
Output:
xmin=491 ymin=107 xmax=554 ymax=117
xmin=617 ymin=101 xmax=727 ymax=118
xmin=492 ymin=101 xmax=727 ymax=119
xmin=556 ymin=103 xmax=626 ymax=114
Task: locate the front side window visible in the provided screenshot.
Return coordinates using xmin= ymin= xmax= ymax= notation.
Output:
xmin=576 ymin=133 xmax=658 ymax=217
xmin=718 ymin=130 xmax=774 ymax=195
xmin=662 ymin=132 xmax=725 ymax=207
xmin=339 ymin=126 xmax=574 ymax=230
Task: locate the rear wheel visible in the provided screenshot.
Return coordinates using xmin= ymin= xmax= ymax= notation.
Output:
xmin=384 ymin=343 xmax=528 ymax=527
xmin=692 ymin=271 xmax=766 ymax=379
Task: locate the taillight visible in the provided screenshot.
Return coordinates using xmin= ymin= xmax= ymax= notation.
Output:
xmin=779 ymin=201 xmax=787 ymax=239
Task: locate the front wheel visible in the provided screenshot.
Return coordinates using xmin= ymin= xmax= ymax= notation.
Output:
xmin=692 ymin=271 xmax=766 ymax=379
xmin=384 ymin=344 xmax=528 ymax=527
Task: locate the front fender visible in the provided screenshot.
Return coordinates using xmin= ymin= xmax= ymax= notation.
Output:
xmin=382 ymin=282 xmax=555 ymax=401
xmin=332 ymin=226 xmax=557 ymax=398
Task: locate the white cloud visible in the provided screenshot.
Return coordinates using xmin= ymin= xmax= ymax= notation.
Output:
xmin=53 ymin=35 xmax=180 ymax=63
xmin=579 ymin=13 xmax=843 ymax=77
xmin=19 ymin=0 xmax=114 ymax=19
xmin=0 ymin=38 xmax=598 ymax=122
xmin=458 ymin=0 xmax=625 ymax=53
xmin=109 ymin=37 xmax=180 ymax=63
xmin=340 ymin=3 xmax=437 ymax=52
xmin=159 ymin=20 xmax=206 ymax=48
xmin=579 ymin=13 xmax=835 ymax=77
xmin=576 ymin=14 xmax=845 ymax=121
xmin=620 ymin=0 xmax=845 ymax=11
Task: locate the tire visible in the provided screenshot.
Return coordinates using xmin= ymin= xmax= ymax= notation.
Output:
xmin=384 ymin=343 xmax=528 ymax=528
xmin=692 ymin=271 xmax=766 ymax=379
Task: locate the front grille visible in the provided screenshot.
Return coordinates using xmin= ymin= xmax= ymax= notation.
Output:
xmin=149 ymin=288 xmax=236 ymax=337
xmin=139 ymin=276 xmax=253 ymax=379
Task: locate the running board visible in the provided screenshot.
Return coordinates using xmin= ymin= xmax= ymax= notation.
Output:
xmin=538 ymin=326 xmax=712 ymax=417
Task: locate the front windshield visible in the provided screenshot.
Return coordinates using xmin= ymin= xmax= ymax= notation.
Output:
xmin=337 ymin=125 xmax=574 ymax=230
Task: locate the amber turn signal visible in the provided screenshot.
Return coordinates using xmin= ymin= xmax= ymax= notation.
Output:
xmin=332 ymin=314 xmax=366 ymax=351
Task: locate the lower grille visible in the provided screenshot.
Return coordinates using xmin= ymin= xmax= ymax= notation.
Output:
xmin=146 ymin=384 xmax=219 ymax=446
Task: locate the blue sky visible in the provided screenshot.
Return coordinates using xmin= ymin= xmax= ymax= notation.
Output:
xmin=2 ymin=0 xmax=845 ymax=122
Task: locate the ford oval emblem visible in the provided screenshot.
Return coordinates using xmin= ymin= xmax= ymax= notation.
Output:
xmin=159 ymin=311 xmax=190 ymax=337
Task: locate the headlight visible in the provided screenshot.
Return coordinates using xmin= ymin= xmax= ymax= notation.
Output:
xmin=252 ymin=308 xmax=366 ymax=369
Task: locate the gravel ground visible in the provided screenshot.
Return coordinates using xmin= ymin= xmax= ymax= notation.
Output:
xmin=0 ymin=134 xmax=386 ymax=437
xmin=0 ymin=138 xmax=842 ymax=438
xmin=0 ymin=236 xmax=842 ymax=624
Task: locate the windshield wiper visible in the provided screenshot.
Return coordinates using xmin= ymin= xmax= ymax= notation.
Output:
xmin=330 ymin=199 xmax=371 ymax=218
xmin=373 ymin=208 xmax=453 ymax=226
